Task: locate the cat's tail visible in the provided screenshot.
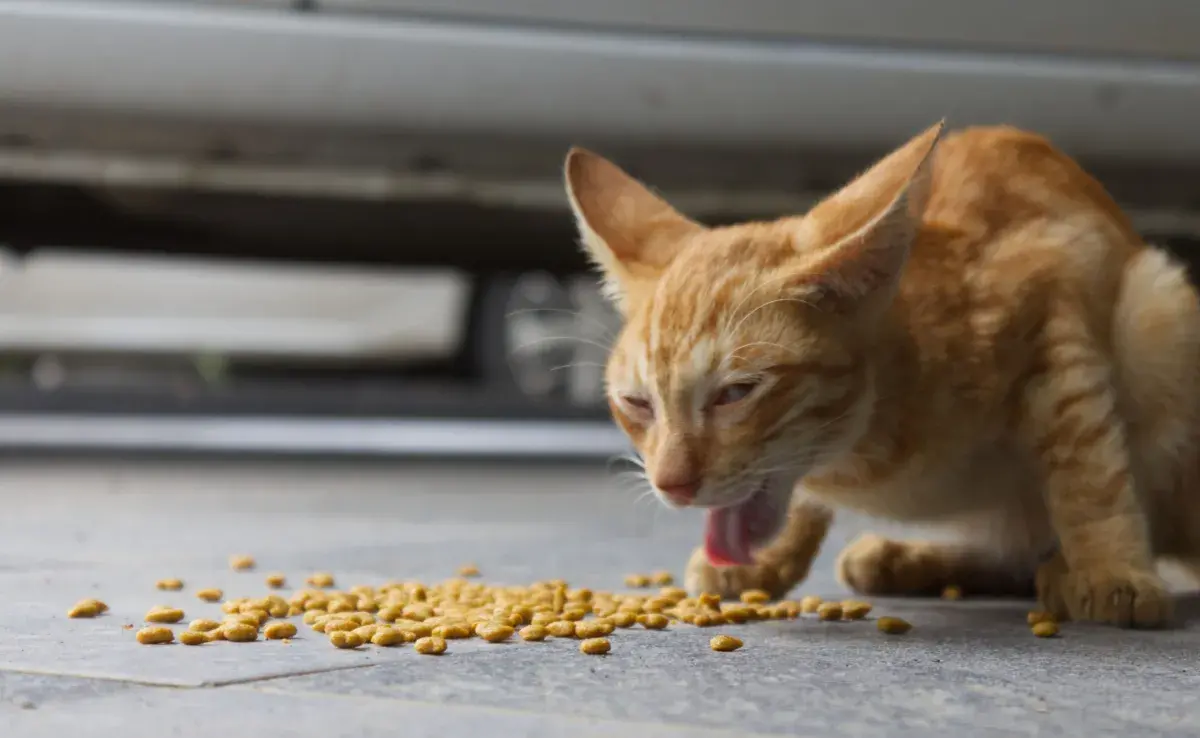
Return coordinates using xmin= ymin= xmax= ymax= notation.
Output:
xmin=1112 ymin=245 xmax=1200 ymax=547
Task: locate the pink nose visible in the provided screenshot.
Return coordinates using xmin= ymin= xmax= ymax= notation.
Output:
xmin=658 ymin=481 xmax=700 ymax=505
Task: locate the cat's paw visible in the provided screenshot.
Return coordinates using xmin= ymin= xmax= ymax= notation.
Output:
xmin=1034 ymin=552 xmax=1072 ymax=621
xmin=836 ymin=534 xmax=941 ymax=596
xmin=684 ymin=547 xmax=773 ymax=600
xmin=1055 ymin=564 xmax=1173 ymax=628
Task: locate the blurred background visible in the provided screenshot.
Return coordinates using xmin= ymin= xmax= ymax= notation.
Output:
xmin=0 ymin=0 xmax=1197 ymax=461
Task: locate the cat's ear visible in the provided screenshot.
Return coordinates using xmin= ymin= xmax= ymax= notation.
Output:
xmin=792 ymin=121 xmax=945 ymax=311
xmin=564 ymin=148 xmax=703 ymax=312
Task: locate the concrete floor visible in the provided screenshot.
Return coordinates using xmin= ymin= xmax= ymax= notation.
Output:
xmin=0 ymin=459 xmax=1197 ymax=737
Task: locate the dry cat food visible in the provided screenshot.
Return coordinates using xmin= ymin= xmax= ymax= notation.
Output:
xmin=941 ymin=585 xmax=963 ymax=601
xmin=414 ymin=636 xmax=447 ymax=655
xmin=329 ymin=630 xmax=364 ymax=649
xmin=145 ymin=607 xmax=185 ymax=624
xmin=179 ymin=630 xmax=209 ymax=646
xmin=841 ymin=601 xmax=873 ymax=620
xmin=623 ymin=574 xmax=651 ymax=588
xmin=457 ymin=564 xmax=481 ymax=578
xmin=579 ymin=637 xmax=611 ymax=655
xmin=265 ymin=573 xmax=287 ymax=589
xmin=189 ymin=618 xmax=221 ymax=633
xmin=156 ymin=578 xmax=184 ymax=591
xmin=817 ymin=603 xmax=843 ymax=621
xmin=136 ymin=626 xmax=174 ymax=645
xmin=739 ymin=589 xmax=771 ymax=605
xmin=1031 ymin=621 xmax=1060 ymax=638
xmin=265 ymin=622 xmax=298 ymax=640
xmin=709 ymin=635 xmax=743 ymax=652
xmin=876 ymin=617 xmax=912 ymax=635
xmin=546 ymin=621 xmax=576 ymax=638
xmin=638 ymin=613 xmax=669 ymax=630
xmin=222 ymin=622 xmax=259 ymax=642
xmin=371 ymin=627 xmax=405 ymax=647
xmin=475 ymin=623 xmax=515 ymax=643
xmin=799 ymin=596 xmax=823 ymax=614
xmin=519 ymin=624 xmax=548 ymax=642
xmin=68 ymin=598 xmax=107 ymax=619
xmin=229 ymin=555 xmax=256 ymax=571
xmin=307 ymin=572 xmax=336 ymax=588
xmin=196 ymin=588 xmax=223 ymax=602
xmin=650 ymin=571 xmax=675 ymax=586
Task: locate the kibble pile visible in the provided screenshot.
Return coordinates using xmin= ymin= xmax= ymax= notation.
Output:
xmin=67 ymin=556 xmax=1059 ymax=654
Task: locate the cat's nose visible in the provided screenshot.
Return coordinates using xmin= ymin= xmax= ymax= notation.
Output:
xmin=657 ymin=480 xmax=700 ymax=505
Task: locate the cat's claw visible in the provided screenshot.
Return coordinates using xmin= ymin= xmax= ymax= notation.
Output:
xmin=1040 ymin=557 xmax=1171 ymax=628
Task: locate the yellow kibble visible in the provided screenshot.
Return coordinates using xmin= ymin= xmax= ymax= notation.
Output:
xmin=136 ymin=626 xmax=174 ymax=645
xmin=1032 ymin=621 xmax=1060 ymax=638
xmin=265 ymin=573 xmax=287 ymax=589
xmin=720 ymin=605 xmax=753 ymax=624
xmin=329 ymin=630 xmax=364 ymax=649
xmin=68 ymin=599 xmax=104 ymax=619
xmin=841 ymin=601 xmax=873 ymax=620
xmin=1027 ymin=611 xmax=1057 ymax=626
xmin=195 ymin=588 xmax=223 ymax=602
xmin=877 ymin=616 xmax=912 ymax=635
xmin=611 ymin=611 xmax=638 ymax=628
xmin=799 ymin=595 xmax=823 ymax=614
xmin=458 ymin=564 xmax=481 ymax=578
xmin=574 ymin=621 xmax=611 ymax=638
xmin=188 ymin=618 xmax=221 ymax=633
xmin=696 ymin=593 xmax=721 ymax=610
xmin=942 ymin=585 xmax=963 ymax=601
xmin=476 ymin=623 xmax=515 ymax=643
xmin=710 ymin=635 xmax=743 ymax=652
xmin=371 ymin=627 xmax=405 ymax=647
xmin=414 ymin=636 xmax=447 ymax=655
xmin=322 ymin=619 xmax=356 ymax=634
xmin=222 ymin=622 xmax=259 ymax=642
xmin=546 ymin=621 xmax=576 ymax=638
xmin=531 ymin=612 xmax=558 ymax=627
xmin=229 ymin=554 xmax=256 ymax=571
xmin=638 ymin=613 xmax=669 ymax=630
xmin=659 ymin=587 xmax=688 ymax=603
xmin=817 ymin=602 xmax=843 ymax=621
xmin=145 ymin=607 xmax=185 ymax=624
xmin=650 ymin=571 xmax=674 ymax=586
xmin=561 ymin=607 xmax=588 ymax=622
xmin=265 ymin=622 xmax=298 ymax=640
xmin=519 ymin=625 xmax=548 ymax=642
xmin=156 ymin=578 xmax=184 ymax=591
xmin=624 ymin=574 xmax=650 ymax=588
xmin=353 ymin=624 xmax=380 ymax=641
xmin=739 ymin=589 xmax=771 ymax=605
xmin=221 ymin=600 xmax=244 ymax=614
xmin=307 ymin=572 xmax=335 ymax=588
xmin=432 ymin=623 xmax=472 ymax=640
xmin=693 ymin=612 xmax=725 ymax=627
xmin=179 ymin=630 xmax=209 ymax=646
xmin=579 ymin=637 xmax=610 ymax=655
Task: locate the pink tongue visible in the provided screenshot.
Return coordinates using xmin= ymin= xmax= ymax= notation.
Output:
xmin=704 ymin=505 xmax=754 ymax=566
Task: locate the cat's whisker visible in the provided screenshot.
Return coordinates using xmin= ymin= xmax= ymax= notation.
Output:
xmin=505 ymin=307 xmax=618 ymax=343
xmin=511 ymin=335 xmax=614 ymax=355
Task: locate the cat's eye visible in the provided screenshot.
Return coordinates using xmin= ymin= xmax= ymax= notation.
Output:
xmin=713 ymin=381 xmax=759 ymax=407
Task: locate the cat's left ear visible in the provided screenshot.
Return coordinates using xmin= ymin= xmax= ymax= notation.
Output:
xmin=564 ymin=148 xmax=704 ymax=312
xmin=792 ymin=120 xmax=945 ymax=311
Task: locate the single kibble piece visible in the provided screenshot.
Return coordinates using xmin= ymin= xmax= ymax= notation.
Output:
xmin=179 ymin=630 xmax=209 ymax=646
xmin=579 ymin=637 xmax=611 ymax=655
xmin=414 ymin=636 xmax=447 ymax=655
xmin=877 ymin=617 xmax=912 ymax=635
xmin=322 ymin=619 xmax=356 ymax=634
xmin=624 ymin=574 xmax=650 ymax=588
xmin=307 ymin=572 xmax=335 ymax=588
xmin=740 ymin=589 xmax=771 ymax=605
xmin=188 ymin=618 xmax=221 ymax=633
xmin=353 ymin=624 xmax=380 ymax=641
xmin=841 ymin=601 xmax=873 ymax=620
xmin=817 ymin=603 xmax=843 ymax=621
xmin=519 ymin=624 xmax=548 ymax=642
xmin=942 ymin=585 xmax=963 ymax=601
xmin=574 ymin=621 xmax=609 ymax=638
xmin=1032 ymin=621 xmax=1060 ymax=638
xmin=546 ymin=621 xmax=576 ymax=638
xmin=458 ymin=564 xmax=481 ymax=578
xmin=639 ymin=613 xmax=669 ymax=630
xmin=195 ymin=588 xmax=223 ymax=602
xmin=68 ymin=599 xmax=103 ymax=619
xmin=222 ymin=622 xmax=259 ymax=642
xmin=156 ymin=578 xmax=184 ymax=591
xmin=432 ymin=623 xmax=472 ymax=640
xmin=561 ymin=607 xmax=588 ymax=622
xmin=265 ymin=622 xmax=298 ymax=640
xmin=710 ymin=635 xmax=744 ymax=652
xmin=145 ymin=607 xmax=185 ymax=624
xmin=229 ymin=555 xmax=256 ymax=571
xmin=136 ymin=626 xmax=174 ymax=645
xmin=476 ymin=623 xmax=515 ymax=643
xmin=799 ymin=595 xmax=823 ymax=614
xmin=659 ymin=587 xmax=688 ymax=603
xmin=371 ymin=627 xmax=405 ymax=647
xmin=693 ymin=612 xmax=724 ymax=627
xmin=265 ymin=573 xmax=287 ymax=589
xmin=1027 ymin=611 xmax=1057 ymax=626
xmin=611 ymin=611 xmax=638 ymax=628
xmin=329 ymin=630 xmax=364 ymax=649
xmin=721 ymin=605 xmax=753 ymax=624
xmin=697 ymin=593 xmax=722 ymax=610
xmin=650 ymin=571 xmax=675 ymax=586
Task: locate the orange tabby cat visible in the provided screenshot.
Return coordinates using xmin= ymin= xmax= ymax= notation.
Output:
xmin=564 ymin=122 xmax=1200 ymax=628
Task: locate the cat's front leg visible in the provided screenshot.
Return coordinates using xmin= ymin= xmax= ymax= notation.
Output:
xmin=1021 ymin=336 xmax=1172 ymax=628
xmin=685 ymin=498 xmax=832 ymax=600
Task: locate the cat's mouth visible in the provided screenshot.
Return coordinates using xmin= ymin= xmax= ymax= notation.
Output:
xmin=703 ymin=479 xmax=787 ymax=567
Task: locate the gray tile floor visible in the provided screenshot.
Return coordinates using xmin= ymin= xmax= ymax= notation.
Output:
xmin=0 ymin=459 xmax=1197 ymax=737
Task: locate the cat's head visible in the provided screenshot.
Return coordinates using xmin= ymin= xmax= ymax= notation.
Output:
xmin=563 ymin=123 xmax=943 ymax=565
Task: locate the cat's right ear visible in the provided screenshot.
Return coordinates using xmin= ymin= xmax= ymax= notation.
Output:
xmin=564 ymin=148 xmax=703 ymax=313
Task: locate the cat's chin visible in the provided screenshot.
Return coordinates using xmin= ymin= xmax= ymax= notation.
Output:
xmin=702 ymin=478 xmax=791 ymax=567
